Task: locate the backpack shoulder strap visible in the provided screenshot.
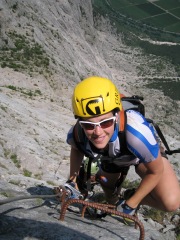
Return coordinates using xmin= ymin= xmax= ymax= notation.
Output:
xmin=119 ymin=109 xmax=126 ymax=132
xmin=118 ymin=110 xmax=131 ymax=154
xmin=146 ymin=118 xmax=180 ymax=155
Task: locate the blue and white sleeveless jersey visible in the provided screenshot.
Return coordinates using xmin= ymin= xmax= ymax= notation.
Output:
xmin=125 ymin=110 xmax=160 ymax=163
xmin=67 ymin=110 xmax=160 ymax=165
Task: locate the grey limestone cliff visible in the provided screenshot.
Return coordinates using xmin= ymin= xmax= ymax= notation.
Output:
xmin=0 ymin=0 xmax=179 ymax=239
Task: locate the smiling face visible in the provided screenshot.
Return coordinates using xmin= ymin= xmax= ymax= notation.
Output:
xmin=80 ymin=111 xmax=118 ymax=149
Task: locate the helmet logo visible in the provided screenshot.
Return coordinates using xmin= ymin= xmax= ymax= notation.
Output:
xmin=81 ymin=96 xmax=105 ymax=116
xmin=115 ymin=91 xmax=120 ymax=105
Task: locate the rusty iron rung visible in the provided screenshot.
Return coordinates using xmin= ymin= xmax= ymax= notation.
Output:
xmin=57 ymin=187 xmax=145 ymax=240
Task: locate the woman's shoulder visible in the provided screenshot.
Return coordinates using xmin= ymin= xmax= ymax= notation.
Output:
xmin=126 ymin=109 xmax=146 ymax=123
xmin=126 ymin=110 xmax=154 ymax=138
xmin=125 ymin=110 xmax=159 ymax=162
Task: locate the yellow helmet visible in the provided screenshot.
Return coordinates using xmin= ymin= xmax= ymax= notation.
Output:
xmin=72 ymin=76 xmax=122 ymax=118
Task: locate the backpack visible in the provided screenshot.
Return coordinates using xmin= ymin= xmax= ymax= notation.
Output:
xmin=119 ymin=95 xmax=180 ymax=156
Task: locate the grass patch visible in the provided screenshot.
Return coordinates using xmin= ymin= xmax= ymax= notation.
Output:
xmin=0 ymin=105 xmax=8 ymax=112
xmin=122 ymin=179 xmax=140 ymax=189
xmin=0 ymin=192 xmax=14 ymax=198
xmin=10 ymin=154 xmax=21 ymax=168
xmin=46 ymin=180 xmax=56 ymax=186
xmin=5 ymin=85 xmax=42 ymax=97
xmin=23 ymin=168 xmax=32 ymax=177
xmin=143 ymin=208 xmax=167 ymax=224
xmin=0 ymin=31 xmax=51 ymax=76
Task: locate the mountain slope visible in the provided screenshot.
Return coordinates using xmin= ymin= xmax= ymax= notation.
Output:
xmin=0 ymin=0 xmax=179 ymax=239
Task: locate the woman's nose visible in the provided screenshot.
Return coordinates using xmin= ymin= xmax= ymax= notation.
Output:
xmin=93 ymin=125 xmax=102 ymax=134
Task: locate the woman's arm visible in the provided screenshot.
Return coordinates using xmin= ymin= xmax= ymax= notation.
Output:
xmin=69 ymin=146 xmax=84 ymax=183
xmin=126 ymin=151 xmax=164 ymax=208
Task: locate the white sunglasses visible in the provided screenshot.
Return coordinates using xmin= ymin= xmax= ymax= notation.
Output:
xmin=79 ymin=116 xmax=116 ymax=130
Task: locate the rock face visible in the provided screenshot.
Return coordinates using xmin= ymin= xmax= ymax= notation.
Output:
xmin=0 ymin=0 xmax=179 ymax=239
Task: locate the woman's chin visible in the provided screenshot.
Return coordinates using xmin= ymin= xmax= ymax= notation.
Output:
xmin=92 ymin=141 xmax=108 ymax=149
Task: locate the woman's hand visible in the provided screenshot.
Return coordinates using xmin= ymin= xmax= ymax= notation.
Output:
xmin=117 ymin=199 xmax=137 ymax=215
xmin=64 ymin=181 xmax=83 ymax=199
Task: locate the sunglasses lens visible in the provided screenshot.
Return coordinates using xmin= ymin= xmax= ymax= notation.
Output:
xmin=100 ymin=119 xmax=114 ymax=128
xmin=80 ymin=123 xmax=94 ymax=130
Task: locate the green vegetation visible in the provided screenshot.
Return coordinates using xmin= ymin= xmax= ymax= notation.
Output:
xmin=0 ymin=105 xmax=8 ymax=112
xmin=113 ymin=2 xmax=164 ymax=20
xmin=143 ymin=207 xmax=180 ymax=239
xmin=145 ymin=79 xmax=180 ymax=101
xmin=92 ymin=0 xmax=180 ymax=98
xmin=122 ymin=177 xmax=180 ymax=238
xmin=0 ymin=31 xmax=51 ymax=76
xmin=6 ymin=85 xmax=17 ymax=91
xmin=0 ymin=191 xmax=14 ymax=198
xmin=11 ymin=2 xmax=18 ymax=12
xmin=92 ymin=0 xmax=180 ymax=40
xmin=143 ymin=13 xmax=179 ymax=28
xmin=177 ymin=230 xmax=180 ymax=240
xmin=4 ymin=149 xmax=11 ymax=158
xmin=156 ymin=0 xmax=180 ymax=10
xmin=171 ymin=8 xmax=180 ymax=18
xmin=23 ymin=168 xmax=32 ymax=177
xmin=5 ymin=85 xmax=42 ymax=97
xmin=35 ymin=198 xmax=44 ymax=205
xmin=46 ymin=180 xmax=56 ymax=186
xmin=122 ymin=179 xmax=140 ymax=189
xmin=10 ymin=154 xmax=21 ymax=168
xmin=143 ymin=208 xmax=169 ymax=224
